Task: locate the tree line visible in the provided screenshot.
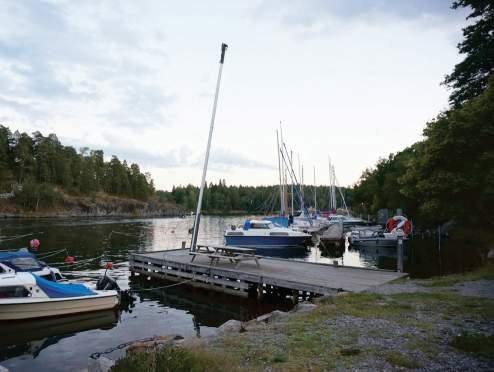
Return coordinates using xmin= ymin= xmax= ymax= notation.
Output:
xmin=0 ymin=128 xmax=155 ymax=210
xmin=352 ymin=0 xmax=493 ymax=229
xmin=158 ymin=180 xmax=352 ymax=214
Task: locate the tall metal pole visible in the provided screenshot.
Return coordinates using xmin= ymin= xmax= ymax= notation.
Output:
xmin=280 ymin=122 xmax=286 ymax=216
xmin=276 ymin=130 xmax=283 ymax=215
xmin=291 ymin=150 xmax=294 ymax=215
xmin=191 ymin=43 xmax=228 ymax=252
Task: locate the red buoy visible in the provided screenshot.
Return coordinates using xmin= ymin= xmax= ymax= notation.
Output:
xmin=30 ymin=239 xmax=40 ymax=250
xmin=64 ymin=256 xmax=75 ymax=264
xmin=105 ymin=262 xmax=113 ymax=270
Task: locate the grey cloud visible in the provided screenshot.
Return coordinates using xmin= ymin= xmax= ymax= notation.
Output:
xmin=76 ymin=141 xmax=276 ymax=172
xmin=253 ymin=0 xmax=466 ymax=31
xmin=0 ymin=0 xmax=171 ymax=129
xmin=199 ymin=147 xmax=275 ymax=171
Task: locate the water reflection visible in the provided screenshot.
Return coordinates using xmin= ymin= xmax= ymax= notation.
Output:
xmin=0 ymin=216 xmax=481 ymax=371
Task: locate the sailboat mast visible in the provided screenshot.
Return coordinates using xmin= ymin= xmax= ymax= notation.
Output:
xmin=313 ymin=166 xmax=317 ymax=212
xmin=191 ymin=43 xmax=228 ymax=252
xmin=276 ymin=130 xmax=283 ymax=215
xmin=328 ymin=157 xmax=333 ymax=211
xmin=291 ymin=150 xmax=294 ymax=215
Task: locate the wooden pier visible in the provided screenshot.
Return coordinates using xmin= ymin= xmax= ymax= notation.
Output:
xmin=129 ymin=249 xmax=407 ymax=299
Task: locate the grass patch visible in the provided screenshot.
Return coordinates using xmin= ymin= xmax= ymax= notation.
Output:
xmin=340 ymin=348 xmax=361 ymax=356
xmin=385 ymin=351 xmax=422 ymax=369
xmin=419 ymin=264 xmax=494 ymax=287
xmin=111 ymin=347 xmax=233 ymax=372
xmin=271 ymin=351 xmax=288 ymax=363
xmin=451 ymin=334 xmax=494 ymax=358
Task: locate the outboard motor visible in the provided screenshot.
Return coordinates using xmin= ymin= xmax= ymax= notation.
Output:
xmin=96 ymin=274 xmax=120 ymax=291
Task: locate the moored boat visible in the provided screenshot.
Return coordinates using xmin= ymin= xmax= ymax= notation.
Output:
xmin=350 ymin=216 xmax=412 ymax=248
xmin=0 ymin=269 xmax=119 ymax=320
xmin=224 ymin=219 xmax=311 ymax=249
xmin=0 ymin=250 xmax=63 ymax=281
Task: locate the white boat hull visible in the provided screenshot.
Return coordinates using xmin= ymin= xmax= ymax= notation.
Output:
xmin=0 ymin=293 xmax=119 ymax=320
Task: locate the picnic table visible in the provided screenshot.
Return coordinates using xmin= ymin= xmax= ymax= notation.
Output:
xmin=189 ymin=244 xmax=261 ymax=268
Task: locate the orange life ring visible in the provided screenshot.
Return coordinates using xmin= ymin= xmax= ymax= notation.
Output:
xmin=386 ymin=218 xmax=397 ymax=232
xmin=403 ymin=220 xmax=412 ymax=235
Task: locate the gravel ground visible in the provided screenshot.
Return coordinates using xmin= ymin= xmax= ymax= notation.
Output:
xmin=453 ymin=280 xmax=494 ymax=299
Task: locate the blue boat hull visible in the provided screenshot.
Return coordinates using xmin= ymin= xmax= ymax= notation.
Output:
xmin=224 ymin=235 xmax=308 ymax=249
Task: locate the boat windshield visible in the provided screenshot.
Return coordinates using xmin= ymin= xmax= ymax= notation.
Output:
xmin=250 ymin=222 xmax=272 ymax=229
xmin=9 ymin=257 xmax=43 ymax=270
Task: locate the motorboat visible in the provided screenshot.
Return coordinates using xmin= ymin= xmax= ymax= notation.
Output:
xmin=291 ymin=212 xmax=329 ymax=234
xmin=0 ymin=267 xmax=119 ymax=320
xmin=224 ymin=219 xmax=311 ymax=249
xmin=0 ymin=250 xmax=63 ymax=282
xmin=350 ymin=216 xmax=412 ymax=248
xmin=319 ymin=223 xmax=344 ymax=248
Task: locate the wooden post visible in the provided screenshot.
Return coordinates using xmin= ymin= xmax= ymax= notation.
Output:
xmin=397 ymin=235 xmax=404 ymax=273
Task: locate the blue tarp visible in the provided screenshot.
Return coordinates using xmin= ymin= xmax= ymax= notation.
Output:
xmin=34 ymin=274 xmax=96 ymax=298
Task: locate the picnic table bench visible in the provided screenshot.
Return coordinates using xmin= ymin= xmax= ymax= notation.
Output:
xmin=189 ymin=245 xmax=261 ymax=268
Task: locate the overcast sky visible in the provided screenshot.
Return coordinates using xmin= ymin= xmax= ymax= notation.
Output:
xmin=0 ymin=0 xmax=468 ymax=190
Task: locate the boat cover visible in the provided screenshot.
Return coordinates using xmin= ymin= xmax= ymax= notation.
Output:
xmin=34 ymin=274 xmax=96 ymax=298
xmin=0 ymin=250 xmax=43 ymax=271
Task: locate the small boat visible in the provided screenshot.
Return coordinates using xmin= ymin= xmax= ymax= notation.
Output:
xmin=0 ymin=269 xmax=119 ymax=320
xmin=224 ymin=219 xmax=311 ymax=249
xmin=319 ymin=223 xmax=344 ymax=247
xmin=0 ymin=250 xmax=63 ymax=281
xmin=350 ymin=216 xmax=412 ymax=248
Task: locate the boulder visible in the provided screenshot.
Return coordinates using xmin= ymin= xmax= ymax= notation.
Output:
xmin=88 ymin=357 xmax=114 ymax=372
xmin=487 ymin=249 xmax=494 ymax=260
xmin=256 ymin=310 xmax=289 ymax=324
xmin=126 ymin=335 xmax=184 ymax=354
xmin=293 ymin=303 xmax=318 ymax=313
xmin=217 ymin=319 xmax=243 ymax=334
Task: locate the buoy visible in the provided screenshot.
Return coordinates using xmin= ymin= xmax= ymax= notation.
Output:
xmin=105 ymin=262 xmax=113 ymax=270
xmin=64 ymin=256 xmax=75 ymax=264
xmin=30 ymin=239 xmax=40 ymax=250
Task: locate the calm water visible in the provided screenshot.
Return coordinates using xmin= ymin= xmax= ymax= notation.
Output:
xmin=0 ymin=216 xmax=478 ymax=371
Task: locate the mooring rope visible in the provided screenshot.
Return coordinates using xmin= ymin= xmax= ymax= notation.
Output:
xmin=130 ymin=278 xmax=195 ymax=292
xmin=37 ymin=248 xmax=68 ymax=259
xmin=0 ymin=232 xmax=41 ymax=243
xmin=51 ymin=254 xmax=106 ymax=269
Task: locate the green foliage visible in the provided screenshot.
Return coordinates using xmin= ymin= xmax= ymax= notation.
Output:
xmin=402 ymin=77 xmax=494 ymax=226
xmin=14 ymin=182 xmax=60 ymax=211
xmin=0 ymin=125 xmax=156 ymax=206
xmin=166 ymin=180 xmax=352 ymax=214
xmin=444 ymin=1 xmax=494 ymax=107
xmin=352 ymin=147 xmax=417 ymax=217
xmin=353 ymin=77 xmax=494 ymax=228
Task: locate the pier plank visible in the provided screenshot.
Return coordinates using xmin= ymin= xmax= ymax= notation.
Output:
xmin=129 ymin=249 xmax=406 ymax=297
